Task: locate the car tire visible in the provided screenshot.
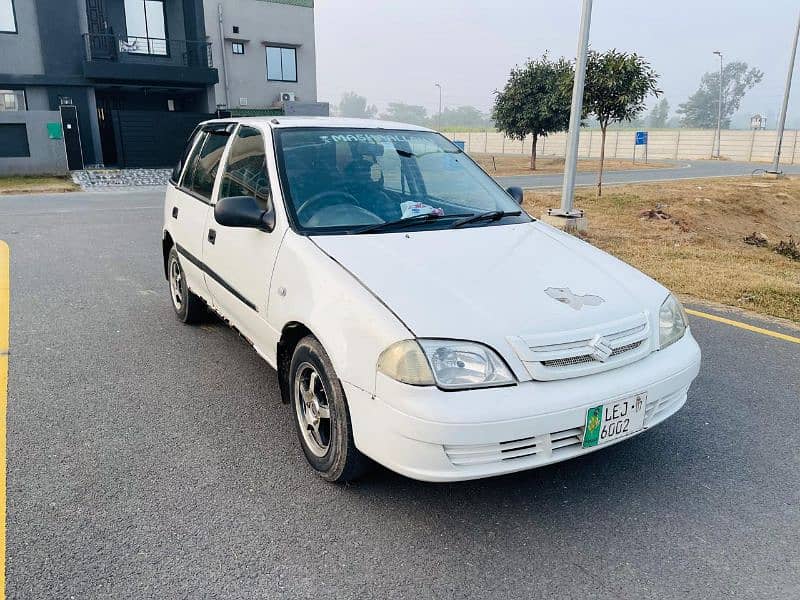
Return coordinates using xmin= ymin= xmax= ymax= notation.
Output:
xmin=290 ymin=335 xmax=371 ymax=482
xmin=167 ymin=246 xmax=205 ymax=324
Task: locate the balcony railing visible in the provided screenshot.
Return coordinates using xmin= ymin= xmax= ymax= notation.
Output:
xmin=83 ymin=33 xmax=213 ymax=68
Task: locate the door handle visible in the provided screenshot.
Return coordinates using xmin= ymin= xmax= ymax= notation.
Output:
xmin=208 ymin=229 xmax=216 ymax=244
xmin=172 ymin=206 xmax=178 ymax=219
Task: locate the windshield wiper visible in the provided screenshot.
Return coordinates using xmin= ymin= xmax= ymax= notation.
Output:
xmin=353 ymin=212 xmax=473 ymax=234
xmin=452 ymin=210 xmax=522 ymax=228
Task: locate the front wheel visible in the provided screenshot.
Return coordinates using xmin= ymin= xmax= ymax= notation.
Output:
xmin=290 ymin=336 xmax=371 ymax=482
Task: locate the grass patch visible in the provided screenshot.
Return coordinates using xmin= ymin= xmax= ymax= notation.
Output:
xmin=524 ymin=177 xmax=800 ymax=322
xmin=0 ymin=175 xmax=79 ymax=195
xmin=471 ymin=153 xmax=663 ymax=177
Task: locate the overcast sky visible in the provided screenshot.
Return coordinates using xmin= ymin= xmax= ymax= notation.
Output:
xmin=315 ymin=0 xmax=800 ymax=127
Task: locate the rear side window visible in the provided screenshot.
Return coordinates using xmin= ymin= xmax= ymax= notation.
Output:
xmin=183 ymin=132 xmax=229 ymax=201
xmin=171 ymin=128 xmax=203 ymax=185
xmin=219 ymin=126 xmax=272 ymax=211
xmin=178 ymin=131 xmax=207 ymax=188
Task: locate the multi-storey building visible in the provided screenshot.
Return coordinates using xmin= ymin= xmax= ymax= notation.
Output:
xmin=0 ymin=0 xmax=218 ymax=170
xmin=204 ymin=0 xmax=324 ymax=114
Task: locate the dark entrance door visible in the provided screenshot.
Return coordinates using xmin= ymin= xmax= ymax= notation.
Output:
xmin=60 ymin=105 xmax=85 ymax=171
xmin=96 ymin=94 xmax=122 ymax=166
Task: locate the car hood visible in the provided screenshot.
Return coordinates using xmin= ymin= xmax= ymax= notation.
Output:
xmin=312 ymin=222 xmax=667 ymax=358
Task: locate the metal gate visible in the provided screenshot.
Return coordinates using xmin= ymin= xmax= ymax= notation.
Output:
xmin=111 ymin=111 xmax=213 ymax=168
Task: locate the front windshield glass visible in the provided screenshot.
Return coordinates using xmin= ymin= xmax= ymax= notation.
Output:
xmin=274 ymin=128 xmax=531 ymax=234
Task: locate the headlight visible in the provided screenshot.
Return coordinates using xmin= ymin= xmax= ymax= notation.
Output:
xmin=659 ymin=294 xmax=688 ymax=349
xmin=378 ymin=339 xmax=515 ymax=390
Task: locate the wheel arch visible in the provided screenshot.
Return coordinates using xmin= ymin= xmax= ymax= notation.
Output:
xmin=162 ymin=230 xmax=174 ymax=280
xmin=277 ymin=321 xmax=315 ymax=404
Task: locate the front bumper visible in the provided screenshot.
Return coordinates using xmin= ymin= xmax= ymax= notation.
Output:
xmin=345 ymin=332 xmax=701 ymax=482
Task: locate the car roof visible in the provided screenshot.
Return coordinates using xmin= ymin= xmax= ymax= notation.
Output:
xmin=202 ymin=116 xmax=435 ymax=132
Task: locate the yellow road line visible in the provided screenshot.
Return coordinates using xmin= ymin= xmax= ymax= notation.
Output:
xmin=0 ymin=240 xmax=8 ymax=600
xmin=686 ymin=308 xmax=800 ymax=345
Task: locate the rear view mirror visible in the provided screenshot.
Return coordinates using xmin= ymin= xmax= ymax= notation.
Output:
xmin=506 ymin=186 xmax=524 ymax=205
xmin=215 ymin=196 xmax=275 ymax=232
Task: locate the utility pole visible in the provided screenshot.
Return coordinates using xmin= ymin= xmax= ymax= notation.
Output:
xmin=769 ymin=10 xmax=800 ymax=174
xmin=435 ymin=83 xmax=443 ymax=131
xmin=217 ymin=3 xmax=230 ymax=109
xmin=547 ymin=0 xmax=592 ymax=229
xmin=713 ymin=51 xmax=723 ymax=159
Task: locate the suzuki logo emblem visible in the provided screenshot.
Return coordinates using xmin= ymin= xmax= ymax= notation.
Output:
xmin=589 ymin=335 xmax=614 ymax=362
xmin=545 ymin=287 xmax=605 ymax=311
xmin=588 ymin=334 xmax=614 ymax=362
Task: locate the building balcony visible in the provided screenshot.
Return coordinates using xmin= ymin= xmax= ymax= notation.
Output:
xmin=82 ymin=34 xmax=218 ymax=87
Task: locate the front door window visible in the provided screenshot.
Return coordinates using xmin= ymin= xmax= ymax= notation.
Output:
xmin=219 ymin=126 xmax=272 ymax=211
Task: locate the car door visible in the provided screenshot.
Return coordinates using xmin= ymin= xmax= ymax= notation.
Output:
xmin=201 ymin=124 xmax=285 ymax=363
xmin=166 ymin=126 xmax=229 ymax=304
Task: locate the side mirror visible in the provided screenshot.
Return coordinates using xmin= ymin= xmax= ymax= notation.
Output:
xmin=214 ymin=196 xmax=275 ymax=232
xmin=506 ymin=186 xmax=524 ymax=205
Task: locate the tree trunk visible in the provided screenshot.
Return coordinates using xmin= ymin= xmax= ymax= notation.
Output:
xmin=597 ymin=125 xmax=607 ymax=197
xmin=530 ymin=134 xmax=538 ymax=171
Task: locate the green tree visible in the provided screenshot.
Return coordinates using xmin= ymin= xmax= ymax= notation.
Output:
xmin=584 ymin=49 xmax=660 ymax=196
xmin=648 ymin=98 xmax=670 ymax=128
xmin=338 ymin=92 xmax=377 ymax=119
xmin=492 ymin=54 xmax=573 ymax=170
xmin=380 ymin=102 xmax=429 ymax=126
xmin=439 ymin=106 xmax=491 ymax=129
xmin=676 ymin=62 xmax=763 ymax=129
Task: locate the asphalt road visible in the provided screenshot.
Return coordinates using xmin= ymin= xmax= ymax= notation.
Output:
xmin=1 ymin=190 xmax=798 ymax=599
xmin=496 ymin=159 xmax=800 ymax=189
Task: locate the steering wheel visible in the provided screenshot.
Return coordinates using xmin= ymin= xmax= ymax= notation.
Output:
xmin=297 ymin=190 xmax=374 ymax=224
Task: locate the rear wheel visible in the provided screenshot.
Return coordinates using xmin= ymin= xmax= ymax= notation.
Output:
xmin=290 ymin=336 xmax=371 ymax=482
xmin=167 ymin=247 xmax=205 ymax=324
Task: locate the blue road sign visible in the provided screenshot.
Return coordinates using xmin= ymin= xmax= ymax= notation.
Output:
xmin=635 ymin=131 xmax=648 ymax=145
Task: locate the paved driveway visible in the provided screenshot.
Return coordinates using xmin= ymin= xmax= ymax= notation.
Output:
xmin=1 ymin=190 xmax=798 ymax=599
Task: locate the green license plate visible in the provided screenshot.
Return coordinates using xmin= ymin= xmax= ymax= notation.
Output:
xmin=583 ymin=393 xmax=647 ymax=448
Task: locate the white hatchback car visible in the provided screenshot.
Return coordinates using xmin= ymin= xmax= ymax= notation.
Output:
xmin=162 ymin=117 xmax=701 ymax=482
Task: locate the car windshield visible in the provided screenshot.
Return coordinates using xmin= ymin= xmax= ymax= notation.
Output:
xmin=274 ymin=127 xmax=531 ymax=234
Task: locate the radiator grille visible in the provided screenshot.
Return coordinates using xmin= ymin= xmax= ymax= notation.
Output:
xmin=508 ymin=313 xmax=652 ymax=381
xmin=541 ymin=340 xmax=644 ymax=368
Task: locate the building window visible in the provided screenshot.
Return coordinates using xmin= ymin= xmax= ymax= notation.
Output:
xmin=0 ymin=0 xmax=16 ymax=33
xmin=0 ymin=89 xmax=25 ymax=111
xmin=0 ymin=124 xmax=29 ymax=157
xmin=266 ymin=46 xmax=297 ymax=82
xmin=232 ymin=42 xmax=245 ymax=55
xmin=232 ymin=26 xmax=239 ymax=34
xmin=123 ymin=0 xmax=167 ymax=55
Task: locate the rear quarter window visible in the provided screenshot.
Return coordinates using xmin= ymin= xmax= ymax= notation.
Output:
xmin=171 ymin=128 xmax=203 ymax=185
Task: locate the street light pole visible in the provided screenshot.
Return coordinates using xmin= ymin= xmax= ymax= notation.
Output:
xmin=554 ymin=0 xmax=593 ymax=220
xmin=769 ymin=10 xmax=800 ymax=174
xmin=713 ymin=51 xmax=724 ymax=159
xmin=435 ymin=83 xmax=443 ymax=131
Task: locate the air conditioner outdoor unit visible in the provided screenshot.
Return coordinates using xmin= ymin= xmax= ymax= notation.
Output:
xmin=281 ymin=92 xmax=296 ymax=102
